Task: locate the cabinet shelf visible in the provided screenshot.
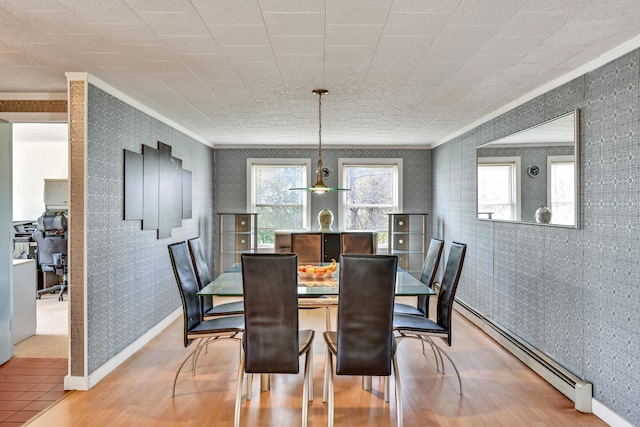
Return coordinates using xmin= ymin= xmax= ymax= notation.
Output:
xmin=388 ymin=213 xmax=429 ymax=278
xmin=217 ymin=213 xmax=258 ymax=275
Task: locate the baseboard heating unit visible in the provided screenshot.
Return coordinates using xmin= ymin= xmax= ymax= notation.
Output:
xmin=452 ymin=297 xmax=592 ymax=413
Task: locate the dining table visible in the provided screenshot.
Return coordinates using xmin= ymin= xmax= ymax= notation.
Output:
xmin=199 ymin=261 xmax=436 ymax=394
xmin=199 ymin=262 xmax=435 ymax=299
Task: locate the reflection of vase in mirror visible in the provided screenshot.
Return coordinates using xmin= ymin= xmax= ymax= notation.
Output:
xmin=318 ymin=209 xmax=334 ymax=231
xmin=535 ymin=206 xmax=551 ymax=224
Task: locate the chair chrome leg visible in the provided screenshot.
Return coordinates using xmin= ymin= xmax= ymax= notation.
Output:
xmin=191 ymin=338 xmax=202 ymax=375
xmin=419 ymin=335 xmax=442 ymax=373
xmin=384 ymin=376 xmax=389 ymax=402
xmin=422 ymin=336 xmax=446 ymax=375
xmin=172 ymin=336 xmax=240 ymax=398
xmin=308 ymin=344 xmax=314 ymax=401
xmin=434 ymin=345 xmax=463 ymax=395
xmin=325 ymin=306 xmax=331 ymax=330
xmin=323 ymin=348 xmax=329 ymax=403
xmin=392 ymin=355 xmax=403 ymax=427
xmin=247 ymin=373 xmax=253 ymax=400
xmin=260 ymin=373 xmax=270 ymax=391
xmin=171 ymin=340 xmax=211 ymax=397
xmin=327 ymin=348 xmax=335 ymax=427
xmin=362 ymin=376 xmax=372 ymax=391
xmin=192 ymin=337 xmax=215 ymax=376
xmin=234 ymin=352 xmax=246 ymax=427
xmin=302 ymin=348 xmax=312 ymax=427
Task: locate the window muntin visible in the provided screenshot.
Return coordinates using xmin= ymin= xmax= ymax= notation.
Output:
xmin=247 ymin=159 xmax=310 ymax=246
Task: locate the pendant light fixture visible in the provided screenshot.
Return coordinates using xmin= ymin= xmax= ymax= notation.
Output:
xmin=290 ymin=89 xmax=349 ymax=193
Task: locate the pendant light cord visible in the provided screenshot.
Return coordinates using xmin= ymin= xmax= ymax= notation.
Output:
xmin=318 ymin=91 xmax=323 ymax=165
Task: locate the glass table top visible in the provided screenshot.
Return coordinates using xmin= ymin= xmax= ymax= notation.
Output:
xmin=199 ymin=263 xmax=435 ymax=298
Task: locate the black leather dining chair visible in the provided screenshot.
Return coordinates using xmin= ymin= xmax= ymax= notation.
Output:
xmin=323 ymin=254 xmax=402 ymax=427
xmin=393 ymin=242 xmax=467 ymax=395
xmin=168 ymin=241 xmax=244 ymax=398
xmin=340 ymin=231 xmax=376 ymax=255
xmin=291 ymin=232 xmax=323 ymax=263
xmin=235 ymin=253 xmax=315 ymax=427
xmin=187 ymin=237 xmax=244 ymax=318
xmin=394 ymin=238 xmax=444 ymax=317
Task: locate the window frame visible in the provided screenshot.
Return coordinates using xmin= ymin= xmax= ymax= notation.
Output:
xmin=337 ymin=158 xmax=403 ymax=243
xmin=246 ymin=158 xmax=311 ymax=248
xmin=547 ymin=155 xmax=575 ymax=226
xmin=477 ymin=156 xmax=521 ymax=221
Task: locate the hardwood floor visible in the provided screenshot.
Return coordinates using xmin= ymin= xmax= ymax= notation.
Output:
xmin=25 ymin=302 xmax=606 ymax=426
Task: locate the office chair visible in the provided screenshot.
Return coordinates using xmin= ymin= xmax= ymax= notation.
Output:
xmin=33 ymin=211 xmax=68 ymax=301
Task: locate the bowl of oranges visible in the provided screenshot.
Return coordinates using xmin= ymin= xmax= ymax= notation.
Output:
xmin=297 ymin=259 xmax=337 ymax=279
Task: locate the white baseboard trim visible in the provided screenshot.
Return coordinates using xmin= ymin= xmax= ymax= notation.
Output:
xmin=452 ymin=298 xmax=637 ymax=426
xmin=592 ymin=399 xmax=636 ymax=427
xmin=64 ymin=308 xmax=181 ymax=391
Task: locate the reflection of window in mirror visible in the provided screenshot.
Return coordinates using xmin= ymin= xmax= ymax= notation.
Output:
xmin=547 ymin=155 xmax=575 ymax=225
xmin=477 ymin=157 xmax=521 ymax=221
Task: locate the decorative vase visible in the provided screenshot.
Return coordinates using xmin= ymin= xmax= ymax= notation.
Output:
xmin=318 ymin=209 xmax=334 ymax=232
xmin=535 ymin=206 xmax=552 ymax=224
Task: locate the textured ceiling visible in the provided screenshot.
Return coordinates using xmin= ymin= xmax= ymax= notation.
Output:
xmin=1 ymin=0 xmax=640 ymax=147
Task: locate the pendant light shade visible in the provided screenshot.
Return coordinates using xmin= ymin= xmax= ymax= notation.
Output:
xmin=290 ymin=89 xmax=350 ymax=193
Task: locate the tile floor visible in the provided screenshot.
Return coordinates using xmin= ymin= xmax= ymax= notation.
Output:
xmin=0 ymin=358 xmax=68 ymax=426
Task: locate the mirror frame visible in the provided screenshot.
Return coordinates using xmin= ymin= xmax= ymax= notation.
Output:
xmin=476 ymin=109 xmax=580 ymax=229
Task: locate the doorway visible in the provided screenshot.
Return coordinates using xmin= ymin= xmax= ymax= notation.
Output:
xmin=12 ymin=122 xmax=69 ymax=358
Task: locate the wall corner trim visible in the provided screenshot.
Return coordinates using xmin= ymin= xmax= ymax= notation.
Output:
xmin=65 ymin=72 xmax=89 ymax=82
xmin=64 ymin=308 xmax=181 ymax=391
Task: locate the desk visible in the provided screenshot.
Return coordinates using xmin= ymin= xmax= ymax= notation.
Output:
xmin=199 ymin=263 xmax=435 ymax=299
xmin=13 ymin=259 xmax=37 ymax=344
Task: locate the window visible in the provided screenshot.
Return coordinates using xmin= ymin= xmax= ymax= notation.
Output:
xmin=548 ymin=155 xmax=575 ymax=225
xmin=477 ymin=157 xmax=521 ymax=221
xmin=247 ymin=159 xmax=311 ymax=247
xmin=338 ymin=159 xmax=402 ymax=247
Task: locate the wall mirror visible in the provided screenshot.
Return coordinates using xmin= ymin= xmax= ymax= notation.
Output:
xmin=476 ymin=109 xmax=579 ymax=228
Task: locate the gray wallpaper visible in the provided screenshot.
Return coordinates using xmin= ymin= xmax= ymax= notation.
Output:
xmin=214 ymin=148 xmax=431 ymax=274
xmin=432 ymin=49 xmax=640 ymax=424
xmin=86 ymin=85 xmax=215 ymax=373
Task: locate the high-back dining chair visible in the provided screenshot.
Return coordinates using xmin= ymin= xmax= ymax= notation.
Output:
xmin=394 ymin=238 xmax=444 ymax=317
xmin=168 ymin=241 xmax=244 ymax=398
xmin=187 ymin=237 xmax=244 ymax=318
xmin=340 ymin=231 xmax=376 ymax=255
xmin=235 ymin=253 xmax=315 ymax=427
xmin=323 ymin=254 xmax=402 ymax=427
xmin=291 ymin=232 xmax=322 ymax=263
xmin=393 ymin=242 xmax=467 ymax=394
